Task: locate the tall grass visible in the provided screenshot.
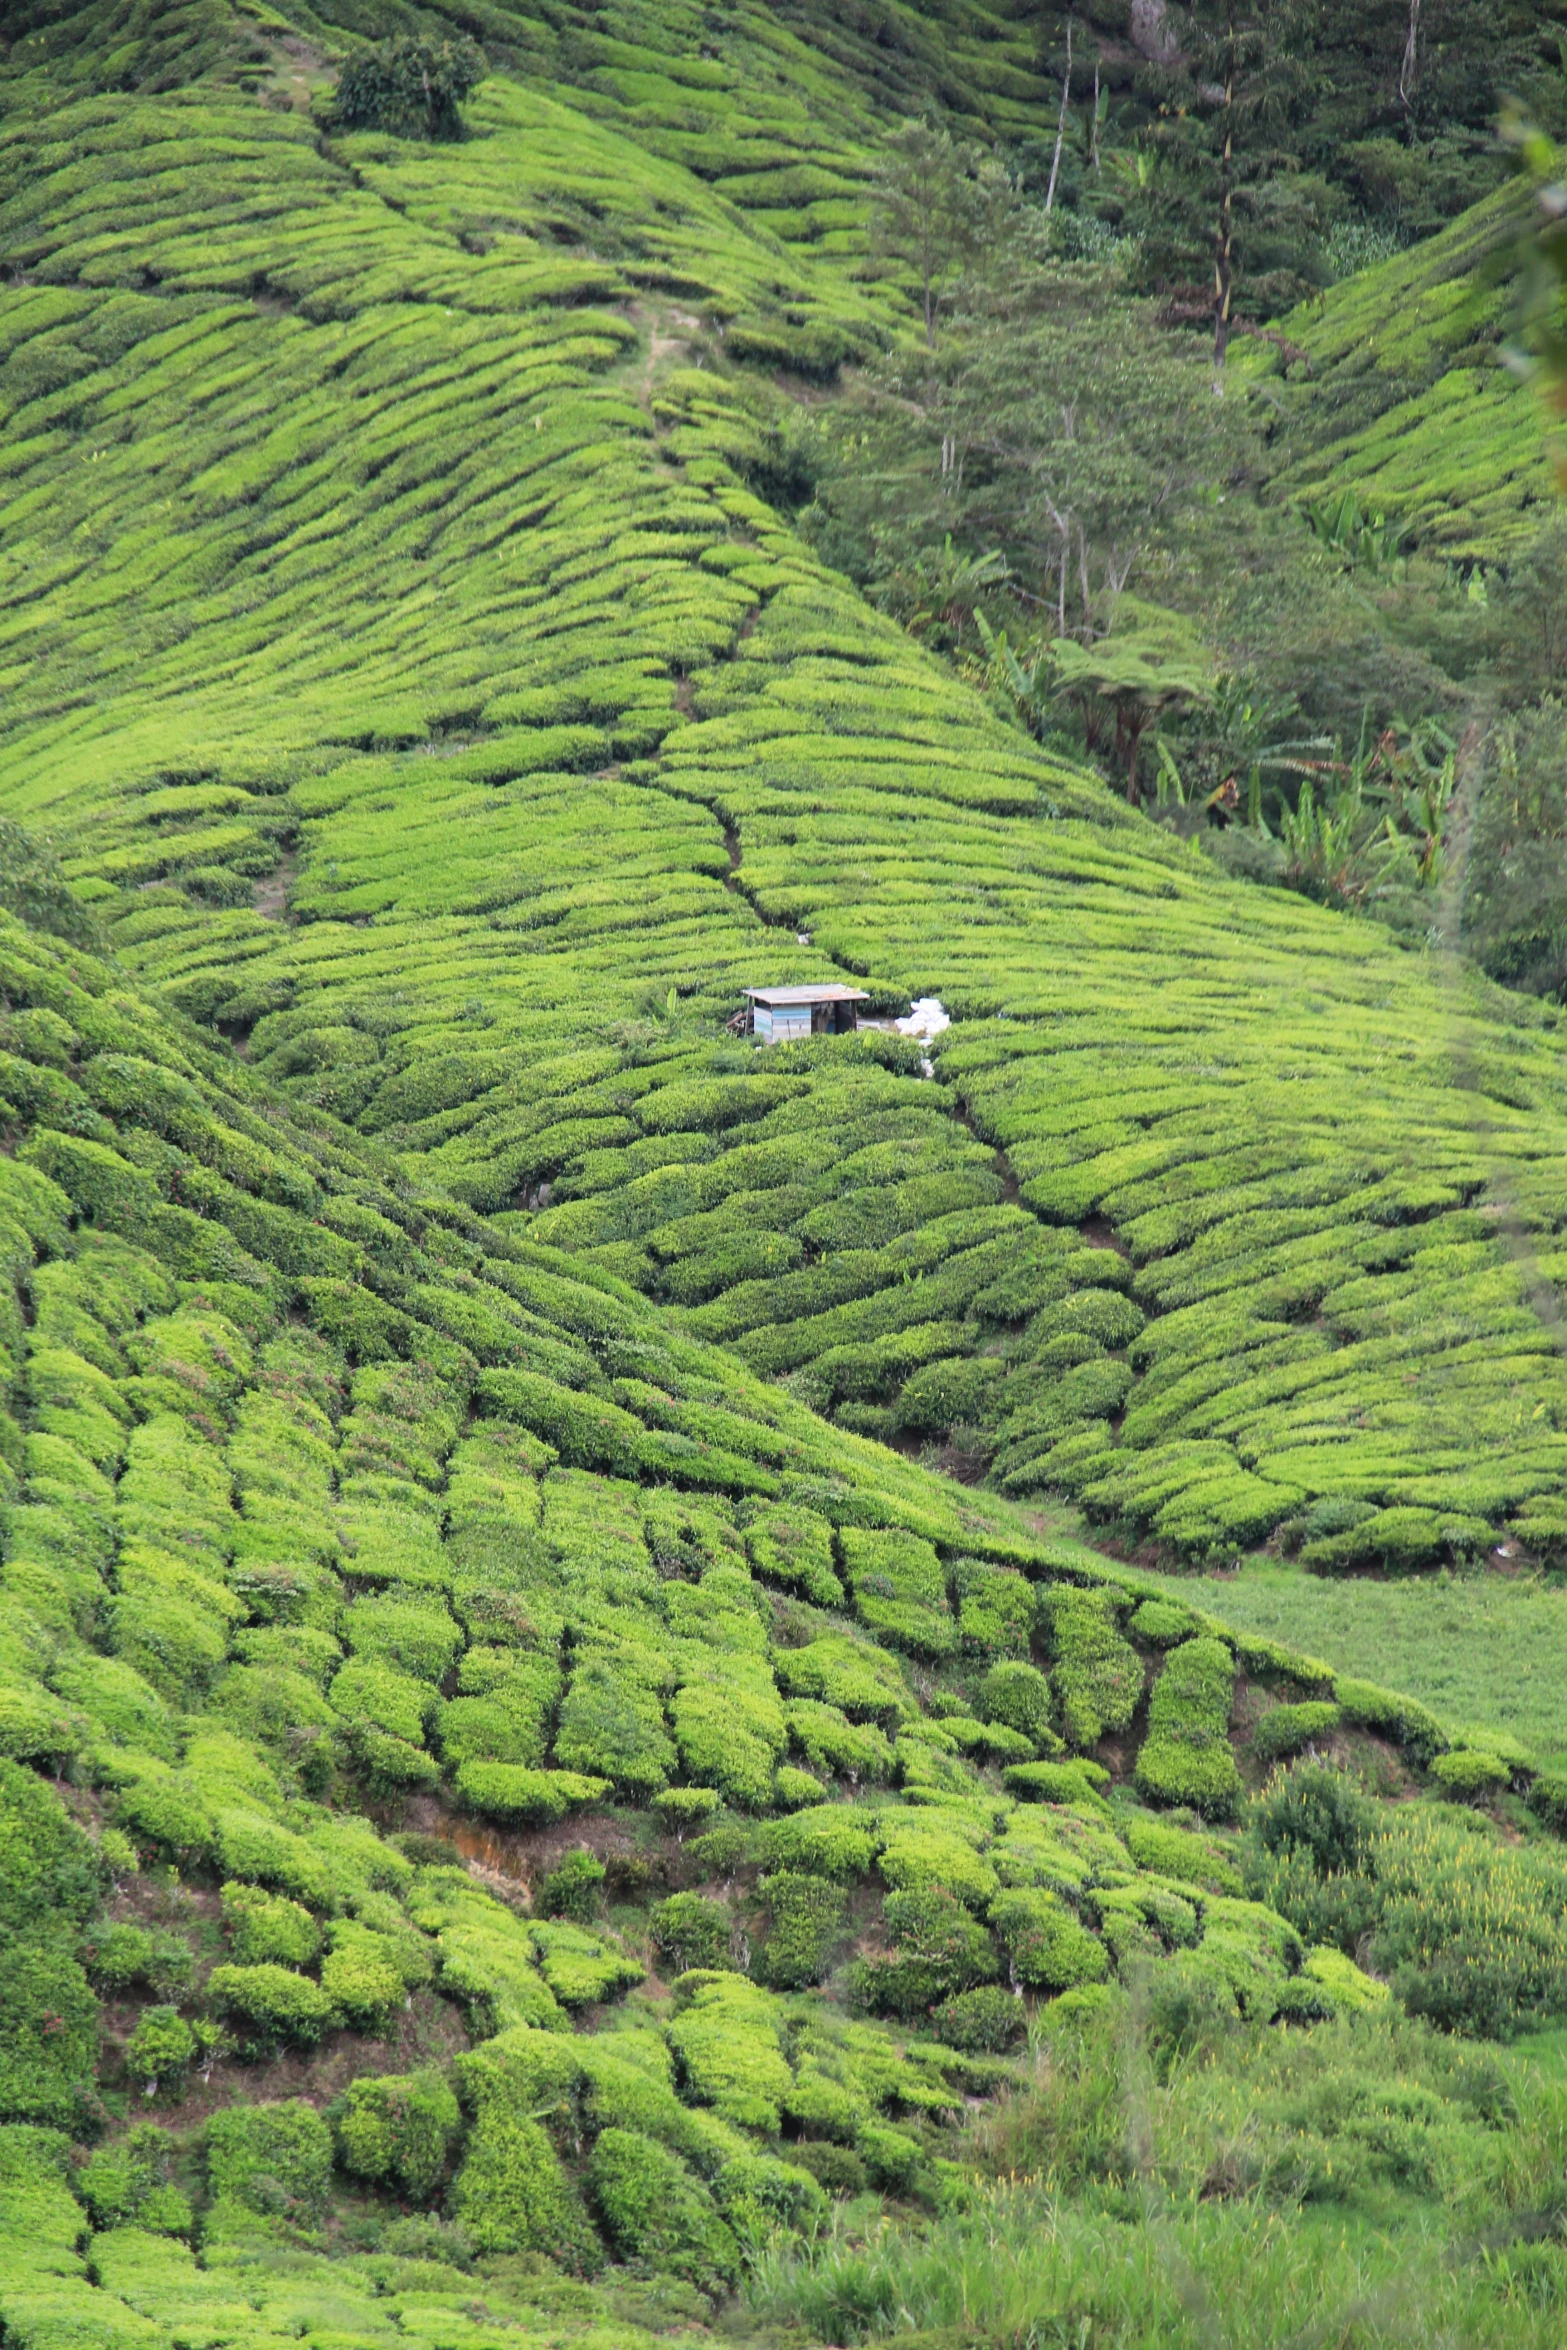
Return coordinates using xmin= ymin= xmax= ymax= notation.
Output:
xmin=741 ymin=2003 xmax=1567 ymax=2347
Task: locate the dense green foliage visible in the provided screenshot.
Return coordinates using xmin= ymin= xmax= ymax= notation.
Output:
xmin=5 ymin=0 xmax=1567 ymax=2342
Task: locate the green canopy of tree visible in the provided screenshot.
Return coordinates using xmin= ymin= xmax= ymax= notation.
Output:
xmin=327 ymin=37 xmax=486 ymax=142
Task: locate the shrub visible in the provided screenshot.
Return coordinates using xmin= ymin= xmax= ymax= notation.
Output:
xmin=588 ymin=2127 xmax=738 ymax=2293
xmin=537 ymin=1848 xmax=606 ymax=1924
xmin=0 ymin=1758 xmax=100 ymax=1934
xmin=989 ymin=1890 xmax=1108 ymax=1992
xmin=206 ymin=1963 xmax=335 ymax=2053
xmin=785 ymin=1701 xmax=895 ymax=1783
xmin=1003 ymin=1759 xmax=1111 ymax=1809
xmin=456 ymin=1762 xmax=611 ymax=1825
xmin=857 ymin=2120 xmax=924 ymax=2192
xmin=320 ymin=1924 xmax=406 ymax=2033
xmin=83 ymin=1920 xmax=193 ymax=1997
xmin=654 ymin=1787 xmax=722 ymax=1835
xmin=671 ymin=1673 xmax=787 ymax=1811
xmin=329 ymin=36 xmax=487 ymax=140
xmin=788 ymin=2140 xmax=868 ymax=2196
xmin=1527 ymin=1769 xmax=1567 ymax=1835
xmin=207 ymin=2100 xmax=333 ymax=2225
xmin=1122 ymin=1816 xmax=1241 ymax=1894
xmin=929 ymin=1984 xmax=1026 ymax=2052
xmin=755 ymin=1872 xmax=844 ymax=1989
xmin=334 ymin=2069 xmax=462 ymax=2199
xmin=757 ymin=1804 xmax=878 ymax=1881
xmin=554 ymin=1655 xmax=676 ymax=1798
xmin=451 ymin=2104 xmax=599 ymax=2265
xmin=221 ymin=1882 xmax=320 ymax=1968
xmin=1429 ymin=1749 xmax=1510 ymax=1800
xmin=1333 ymin=1677 xmax=1449 ymax=1763
xmin=1246 ymin=1764 xmax=1374 ymax=1879
xmin=1365 ymin=1811 xmax=1567 ymax=2038
xmin=953 ymin=1557 xmax=1038 ymax=1658
xmin=839 ymin=1527 xmax=954 ymax=1658
xmin=1127 ymin=1599 xmax=1201 ymax=1648
xmin=713 ymin=2149 xmax=827 ymax=2240
xmin=1040 ymin=1588 xmax=1143 ymax=1747
xmin=775 ymin=1765 xmax=826 ymax=1809
xmin=651 ymin=1894 xmax=733 ymax=1974
xmin=851 ymin=1886 xmax=997 ymax=2017
xmin=745 ymin=1504 xmax=843 ymax=1607
xmin=1252 ymin=1702 xmax=1341 ymax=1763
xmin=1134 ymin=1639 xmax=1242 ymax=1820
xmin=1300 ymin=1946 xmax=1390 ymax=2015
xmin=124 ymin=2006 xmax=197 ymax=2095
xmin=0 ymin=1939 xmax=99 ymax=2125
xmin=979 ymin=1659 xmax=1057 ymax=1751
xmin=667 ymin=1973 xmax=794 ymax=2130
xmin=76 ymin=2124 xmax=186 ymax=2232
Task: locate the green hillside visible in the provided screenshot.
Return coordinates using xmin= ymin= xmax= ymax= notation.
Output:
xmin=9 ymin=4 xmax=1567 ymax=2345
xmin=1244 ymin=181 xmax=1553 ymax=561
xmin=5 ymin=47 xmax=1567 ymax=1568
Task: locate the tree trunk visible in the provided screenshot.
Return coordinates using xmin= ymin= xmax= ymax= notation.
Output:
xmin=1045 ymin=16 xmax=1074 ymax=214
xmin=1399 ymin=0 xmax=1421 ymax=126
xmin=1212 ymin=7 xmax=1235 ymax=377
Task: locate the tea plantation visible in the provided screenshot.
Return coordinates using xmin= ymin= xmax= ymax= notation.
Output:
xmin=8 ymin=1 xmax=1567 ymax=2343
xmin=3 ymin=892 xmax=1567 ymax=2345
xmin=7 ymin=34 xmax=1567 ymax=1573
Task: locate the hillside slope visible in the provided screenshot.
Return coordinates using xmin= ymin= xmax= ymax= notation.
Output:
xmin=0 ymin=871 xmax=1553 ymax=2350
xmin=4 ymin=45 xmax=1567 ymax=1569
xmin=13 ymin=14 xmax=1567 ymax=2349
xmin=1247 ymin=181 xmax=1552 ymax=561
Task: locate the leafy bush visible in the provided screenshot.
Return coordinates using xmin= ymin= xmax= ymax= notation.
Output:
xmin=745 ymin=1505 xmax=843 ymax=1607
xmin=320 ymin=1923 xmax=406 ymax=2032
xmin=1134 ymin=1639 xmax=1242 ymax=1819
xmin=329 ymin=37 xmax=487 ymax=141
xmin=206 ymin=1963 xmax=335 ymax=2053
xmin=851 ymin=1886 xmax=997 ymax=2017
xmin=1122 ymin=1815 xmax=1242 ymax=1894
xmin=456 ymin=1762 xmax=611 ymax=1825
xmin=839 ymin=1526 xmax=954 ymax=1658
xmin=83 ymin=1920 xmax=192 ymax=1997
xmin=930 ymin=1984 xmax=1026 ymax=2052
xmin=990 ymin=1889 xmax=1109 ymax=1993
xmin=1247 ymin=1767 xmax=1567 ymax=2038
xmin=1040 ymin=1589 xmax=1143 ymax=1748
xmin=651 ymin=1894 xmax=733 ymax=1974
xmin=979 ymin=1659 xmax=1057 ymax=1751
xmin=588 ymin=2127 xmax=738 ymax=2292
xmin=537 ymin=1848 xmax=606 ymax=1924
xmin=0 ymin=1758 xmax=100 ymax=1935
xmin=788 ymin=2139 xmax=868 ymax=2195
xmin=755 ymin=1872 xmax=844 ymax=1989
xmin=124 ymin=2006 xmax=197 ymax=2095
xmin=1429 ymin=1749 xmax=1510 ymax=1800
xmin=1003 ymin=1759 xmax=1111 ymax=1809
xmin=76 ymin=2124 xmax=187 ymax=2233
xmin=654 ymin=1787 xmax=722 ymax=1835
xmin=1253 ymin=1702 xmax=1342 ymax=1763
xmin=1333 ymin=1677 xmax=1449 ymax=1765
xmin=221 ymin=1882 xmax=320 ymax=1968
xmin=0 ymin=1938 xmax=99 ymax=2125
xmin=207 ymin=2100 xmax=333 ymax=2225
xmin=758 ymin=1803 xmax=878 ymax=1881
xmin=335 ymin=2070 xmax=462 ymax=2199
